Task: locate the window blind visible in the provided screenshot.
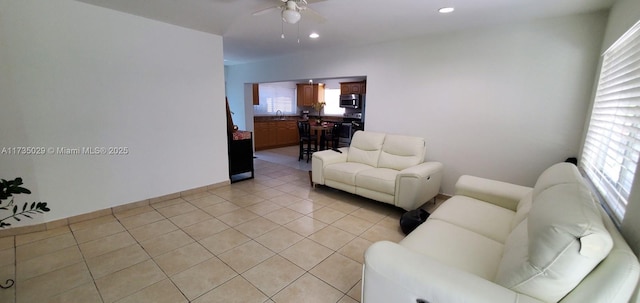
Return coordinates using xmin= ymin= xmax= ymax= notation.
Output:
xmin=581 ymin=20 xmax=640 ymax=222
xmin=253 ymin=84 xmax=296 ymax=115
xmin=323 ymin=88 xmax=345 ymax=116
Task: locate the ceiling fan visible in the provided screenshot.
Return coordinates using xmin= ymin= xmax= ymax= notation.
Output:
xmin=252 ymin=0 xmax=327 ymax=25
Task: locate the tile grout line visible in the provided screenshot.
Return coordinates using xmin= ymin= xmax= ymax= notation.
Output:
xmin=228 ymin=151 xmax=365 ymax=301
xmin=9 ymin=236 xmax=16 ymax=303
xmin=130 ymin=186 xmax=362 ymax=302
xmin=12 ymin=198 xmax=377 ymax=303
xmin=118 ymin=197 xmax=195 ymax=303
xmin=69 ymin=226 xmax=106 ymax=303
xmin=8 ymin=150 xmax=415 ymax=302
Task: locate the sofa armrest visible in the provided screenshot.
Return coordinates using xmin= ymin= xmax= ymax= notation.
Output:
xmin=398 ymin=161 xmax=442 ymax=178
xmin=311 ymin=148 xmax=349 ymax=185
xmin=394 ymin=162 xmax=443 ymax=210
xmin=363 ymin=241 xmax=543 ymax=303
xmin=455 ymin=175 xmax=532 ymax=211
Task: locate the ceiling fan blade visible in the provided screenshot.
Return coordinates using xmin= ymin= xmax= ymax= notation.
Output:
xmin=306 ymin=0 xmax=327 ymax=4
xmin=302 ymin=7 xmax=327 ymax=23
xmin=252 ymin=5 xmax=280 ymax=16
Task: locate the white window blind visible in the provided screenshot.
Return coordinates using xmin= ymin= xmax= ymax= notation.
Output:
xmin=581 ymin=20 xmax=640 ymax=222
xmin=253 ymin=83 xmax=296 ymax=115
xmin=323 ymin=88 xmax=345 ymax=116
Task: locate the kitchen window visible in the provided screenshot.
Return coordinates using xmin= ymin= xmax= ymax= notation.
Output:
xmin=323 ymin=88 xmax=345 ymax=116
xmin=580 ymin=19 xmax=640 ymax=223
xmin=253 ymin=83 xmax=296 ymax=115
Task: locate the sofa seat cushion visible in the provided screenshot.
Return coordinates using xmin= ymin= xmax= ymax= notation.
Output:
xmin=400 ymin=219 xmax=504 ymax=280
xmin=430 ymin=196 xmax=516 ymax=243
xmin=324 ymin=162 xmax=374 ymax=186
xmin=355 ymin=168 xmax=398 ymax=195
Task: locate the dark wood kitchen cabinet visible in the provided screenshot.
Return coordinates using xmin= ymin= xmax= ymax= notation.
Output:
xmin=277 ymin=120 xmax=298 ymax=146
xmin=296 ymin=83 xmax=325 ymax=106
xmin=340 ymin=81 xmax=366 ymax=95
xmin=254 ymin=121 xmax=275 ymax=150
xmin=254 ymin=119 xmax=298 ymax=150
xmin=252 ymin=83 xmax=259 ymax=105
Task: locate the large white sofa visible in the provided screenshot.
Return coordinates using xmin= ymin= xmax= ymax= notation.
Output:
xmin=311 ymin=131 xmax=443 ymax=210
xmin=363 ymin=163 xmax=640 ymax=303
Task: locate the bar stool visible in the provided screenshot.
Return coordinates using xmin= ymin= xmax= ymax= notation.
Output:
xmin=322 ymin=123 xmax=342 ymax=150
xmin=297 ymin=121 xmax=317 ymax=162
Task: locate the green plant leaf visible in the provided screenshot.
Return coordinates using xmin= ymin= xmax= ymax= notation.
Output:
xmin=0 ymin=178 xmax=50 ymax=229
xmin=0 ymin=177 xmax=31 ymax=201
xmin=39 ymin=203 xmax=50 ymax=212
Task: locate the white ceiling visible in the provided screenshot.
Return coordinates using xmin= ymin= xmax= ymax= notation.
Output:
xmin=77 ymin=0 xmax=615 ymax=65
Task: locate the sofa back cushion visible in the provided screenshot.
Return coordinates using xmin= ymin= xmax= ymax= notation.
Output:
xmin=496 ymin=166 xmax=613 ymax=302
xmin=377 ymin=134 xmax=426 ymax=171
xmin=347 ymin=131 xmax=386 ymax=167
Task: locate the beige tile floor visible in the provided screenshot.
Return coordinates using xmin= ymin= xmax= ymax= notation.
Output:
xmin=0 ymin=146 xmax=444 ymax=303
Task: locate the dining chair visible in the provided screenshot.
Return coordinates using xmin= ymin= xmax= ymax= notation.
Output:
xmin=322 ymin=123 xmax=342 ymax=150
xmin=297 ymin=121 xmax=317 ymax=162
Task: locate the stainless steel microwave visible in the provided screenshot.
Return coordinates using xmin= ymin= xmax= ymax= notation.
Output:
xmin=339 ymin=94 xmax=361 ymax=108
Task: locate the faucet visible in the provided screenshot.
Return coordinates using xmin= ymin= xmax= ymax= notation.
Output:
xmin=275 ymin=110 xmax=284 ymax=120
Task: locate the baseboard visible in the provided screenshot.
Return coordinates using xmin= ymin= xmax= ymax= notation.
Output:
xmin=0 ymin=180 xmax=230 ymax=238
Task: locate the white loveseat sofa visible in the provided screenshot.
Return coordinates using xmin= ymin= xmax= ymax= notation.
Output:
xmin=311 ymin=131 xmax=443 ymax=210
xmin=363 ymin=163 xmax=640 ymax=303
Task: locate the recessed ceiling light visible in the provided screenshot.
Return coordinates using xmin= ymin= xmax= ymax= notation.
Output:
xmin=309 ymin=32 xmax=320 ymax=39
xmin=438 ymin=7 xmax=455 ymax=13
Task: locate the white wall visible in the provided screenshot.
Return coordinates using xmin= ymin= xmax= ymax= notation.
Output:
xmin=0 ymin=0 xmax=228 ymax=226
xmin=226 ymin=12 xmax=608 ymax=195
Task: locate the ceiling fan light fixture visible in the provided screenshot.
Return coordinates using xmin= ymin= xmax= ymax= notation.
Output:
xmin=438 ymin=7 xmax=455 ymax=13
xmin=309 ymin=32 xmax=319 ymax=39
xmin=282 ymin=8 xmax=301 ymax=24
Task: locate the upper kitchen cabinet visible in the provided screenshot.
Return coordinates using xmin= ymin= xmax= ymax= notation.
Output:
xmin=340 ymin=81 xmax=366 ymax=95
xmin=296 ymin=83 xmax=325 ymax=106
xmin=252 ymin=83 xmax=259 ymax=105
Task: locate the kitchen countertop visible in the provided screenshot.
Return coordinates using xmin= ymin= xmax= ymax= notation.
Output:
xmin=253 ymin=115 xmax=299 ymax=122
